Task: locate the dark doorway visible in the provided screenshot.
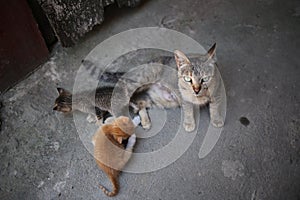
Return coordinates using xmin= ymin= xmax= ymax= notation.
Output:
xmin=0 ymin=0 xmax=49 ymax=92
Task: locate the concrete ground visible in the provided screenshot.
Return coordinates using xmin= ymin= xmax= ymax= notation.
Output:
xmin=1 ymin=0 xmax=300 ymax=199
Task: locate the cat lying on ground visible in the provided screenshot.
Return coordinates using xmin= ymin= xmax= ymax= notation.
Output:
xmin=53 ymin=82 xmax=179 ymax=129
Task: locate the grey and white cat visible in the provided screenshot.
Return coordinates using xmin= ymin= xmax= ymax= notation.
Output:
xmin=174 ymin=43 xmax=224 ymax=132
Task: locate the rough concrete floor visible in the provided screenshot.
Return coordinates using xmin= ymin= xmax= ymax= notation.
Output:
xmin=1 ymin=0 xmax=300 ymax=199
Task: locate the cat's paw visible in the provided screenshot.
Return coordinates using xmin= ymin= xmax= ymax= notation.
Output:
xmin=142 ymin=123 xmax=151 ymax=130
xmin=211 ymin=116 xmax=224 ymax=128
xmin=183 ymin=121 xmax=196 ymax=132
xmin=127 ymin=134 xmax=136 ymax=148
xmin=86 ymin=114 xmax=97 ymax=123
xmin=141 ymin=119 xmax=151 ymax=130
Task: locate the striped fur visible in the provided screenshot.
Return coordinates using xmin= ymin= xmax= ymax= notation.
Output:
xmin=53 ymin=82 xmax=179 ymax=129
xmin=174 ymin=43 xmax=225 ymax=131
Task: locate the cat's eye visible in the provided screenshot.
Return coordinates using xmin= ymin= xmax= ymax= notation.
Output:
xmin=202 ymin=76 xmax=210 ymax=82
xmin=183 ymin=76 xmax=192 ymax=82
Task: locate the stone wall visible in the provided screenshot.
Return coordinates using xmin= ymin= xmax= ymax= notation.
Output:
xmin=37 ymin=0 xmax=142 ymax=47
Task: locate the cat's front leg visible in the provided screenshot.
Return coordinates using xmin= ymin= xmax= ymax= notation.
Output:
xmin=209 ymin=101 xmax=224 ymax=128
xmin=138 ymin=108 xmax=151 ymax=130
xmin=182 ymin=101 xmax=195 ymax=132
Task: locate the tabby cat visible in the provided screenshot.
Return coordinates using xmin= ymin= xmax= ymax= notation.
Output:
xmin=53 ymin=83 xmax=179 ymax=128
xmin=53 ymin=87 xmax=112 ymax=123
xmin=92 ymin=116 xmax=137 ymax=197
xmin=174 ymin=43 xmax=224 ymax=132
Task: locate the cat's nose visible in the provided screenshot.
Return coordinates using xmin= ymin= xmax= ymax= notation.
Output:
xmin=194 ymin=90 xmax=199 ymax=94
xmin=193 ymin=86 xmax=200 ymax=94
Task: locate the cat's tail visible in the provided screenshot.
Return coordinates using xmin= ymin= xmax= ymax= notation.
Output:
xmin=99 ymin=174 xmax=119 ymax=197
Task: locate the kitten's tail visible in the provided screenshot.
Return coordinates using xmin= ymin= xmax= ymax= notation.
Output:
xmin=99 ymin=174 xmax=119 ymax=197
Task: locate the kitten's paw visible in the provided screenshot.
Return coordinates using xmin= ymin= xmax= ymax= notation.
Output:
xmin=132 ymin=115 xmax=141 ymax=127
xmin=211 ymin=117 xmax=224 ymax=128
xmin=86 ymin=114 xmax=97 ymax=123
xmin=183 ymin=121 xmax=196 ymax=132
xmin=127 ymin=134 xmax=136 ymax=148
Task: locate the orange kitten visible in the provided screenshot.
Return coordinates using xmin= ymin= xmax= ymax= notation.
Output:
xmin=92 ymin=116 xmax=137 ymax=197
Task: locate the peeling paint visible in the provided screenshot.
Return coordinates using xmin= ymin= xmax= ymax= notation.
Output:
xmin=45 ymin=60 xmax=61 ymax=82
xmin=52 ymin=142 xmax=60 ymax=151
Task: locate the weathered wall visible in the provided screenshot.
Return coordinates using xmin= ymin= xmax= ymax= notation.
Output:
xmin=37 ymin=0 xmax=142 ymax=47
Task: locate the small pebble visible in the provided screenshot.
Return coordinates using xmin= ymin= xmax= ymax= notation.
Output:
xmin=240 ymin=117 xmax=250 ymax=126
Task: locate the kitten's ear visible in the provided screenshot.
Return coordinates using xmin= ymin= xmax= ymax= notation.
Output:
xmin=57 ymin=88 xmax=64 ymax=94
xmin=174 ymin=50 xmax=190 ymax=69
xmin=116 ymin=137 xmax=123 ymax=144
xmin=206 ymin=43 xmax=217 ymax=61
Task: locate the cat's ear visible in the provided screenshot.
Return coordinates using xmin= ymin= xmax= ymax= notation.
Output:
xmin=57 ymin=88 xmax=64 ymax=94
xmin=116 ymin=137 xmax=123 ymax=144
xmin=206 ymin=43 xmax=217 ymax=61
xmin=174 ymin=50 xmax=190 ymax=69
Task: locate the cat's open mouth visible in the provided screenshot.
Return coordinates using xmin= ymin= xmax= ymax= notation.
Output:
xmin=193 ymin=90 xmax=205 ymax=96
xmin=193 ymin=88 xmax=209 ymax=97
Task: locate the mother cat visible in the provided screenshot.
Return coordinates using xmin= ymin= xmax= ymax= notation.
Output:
xmin=174 ymin=43 xmax=225 ymax=132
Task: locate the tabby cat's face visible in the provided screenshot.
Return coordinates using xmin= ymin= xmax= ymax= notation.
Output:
xmin=175 ymin=43 xmax=216 ymax=97
xmin=53 ymin=88 xmax=73 ymax=113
